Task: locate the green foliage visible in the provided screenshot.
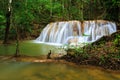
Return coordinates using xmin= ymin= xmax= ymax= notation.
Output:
xmin=113 ymin=34 xmax=120 ymax=58
xmin=74 ymin=47 xmax=89 ymax=59
xmin=114 ymin=34 xmax=120 ymax=46
xmin=0 ymin=25 xmax=5 ymax=39
xmin=0 ymin=0 xmax=119 ymax=40
xmin=0 ymin=14 xmax=6 ymax=39
xmin=64 ymin=43 xmax=91 ymax=59
xmin=0 ymin=15 xmax=6 ymax=23
xmin=99 ymin=55 xmax=106 ymax=65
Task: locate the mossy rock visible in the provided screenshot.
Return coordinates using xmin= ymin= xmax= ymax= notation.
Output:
xmin=67 ymin=49 xmax=75 ymax=55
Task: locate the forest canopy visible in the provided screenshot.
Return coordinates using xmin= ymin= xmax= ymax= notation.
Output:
xmin=0 ymin=0 xmax=119 ymax=40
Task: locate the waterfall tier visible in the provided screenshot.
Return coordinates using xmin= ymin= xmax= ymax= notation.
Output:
xmin=36 ymin=20 xmax=116 ymax=45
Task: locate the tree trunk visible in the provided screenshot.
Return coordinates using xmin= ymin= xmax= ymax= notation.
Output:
xmin=50 ymin=0 xmax=53 ymax=17
xmin=14 ymin=26 xmax=20 ymax=57
xmin=3 ymin=0 xmax=12 ymax=44
xmin=3 ymin=11 xmax=11 ymax=44
xmin=61 ymin=0 xmax=64 ymax=20
xmin=81 ymin=0 xmax=84 ymax=21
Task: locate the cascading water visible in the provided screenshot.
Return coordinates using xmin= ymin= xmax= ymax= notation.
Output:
xmin=36 ymin=20 xmax=116 ymax=46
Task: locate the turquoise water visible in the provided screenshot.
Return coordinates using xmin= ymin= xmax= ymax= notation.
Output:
xmin=0 ymin=40 xmax=56 ymax=56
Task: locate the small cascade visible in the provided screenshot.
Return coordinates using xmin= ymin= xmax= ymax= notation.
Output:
xmin=36 ymin=20 xmax=116 ymax=45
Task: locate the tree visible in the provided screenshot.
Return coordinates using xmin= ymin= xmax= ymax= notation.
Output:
xmin=0 ymin=0 xmax=119 ymax=41
xmin=3 ymin=0 xmax=12 ymax=44
xmin=14 ymin=24 xmax=20 ymax=57
xmin=104 ymin=0 xmax=119 ymax=22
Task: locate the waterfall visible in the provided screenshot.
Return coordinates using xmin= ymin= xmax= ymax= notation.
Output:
xmin=36 ymin=20 xmax=116 ymax=46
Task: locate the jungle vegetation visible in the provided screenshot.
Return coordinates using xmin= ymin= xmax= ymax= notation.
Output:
xmin=0 ymin=0 xmax=120 ymax=67
xmin=0 ymin=0 xmax=119 ymax=41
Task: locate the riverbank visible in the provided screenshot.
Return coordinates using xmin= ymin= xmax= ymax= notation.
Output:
xmin=0 ymin=55 xmax=120 ymax=73
xmin=1 ymin=56 xmax=120 ymax=80
xmin=61 ymin=55 xmax=120 ymax=70
xmin=60 ymin=31 xmax=120 ymax=70
xmin=0 ymin=31 xmax=119 ymax=71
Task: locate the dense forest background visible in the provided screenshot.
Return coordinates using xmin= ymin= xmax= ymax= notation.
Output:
xmin=0 ymin=0 xmax=119 ymax=41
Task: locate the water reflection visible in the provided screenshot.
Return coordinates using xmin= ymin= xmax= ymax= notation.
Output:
xmin=0 ymin=41 xmax=120 ymax=80
xmin=0 ymin=40 xmax=56 ymax=56
xmin=0 ymin=62 xmax=120 ymax=80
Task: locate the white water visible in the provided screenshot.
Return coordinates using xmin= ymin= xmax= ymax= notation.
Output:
xmin=36 ymin=20 xmax=116 ymax=46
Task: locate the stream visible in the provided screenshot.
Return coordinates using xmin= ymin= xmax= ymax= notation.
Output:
xmin=0 ymin=40 xmax=120 ymax=80
xmin=0 ymin=61 xmax=120 ymax=80
xmin=0 ymin=40 xmax=58 ymax=56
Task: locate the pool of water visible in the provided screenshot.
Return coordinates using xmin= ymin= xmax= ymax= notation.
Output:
xmin=0 ymin=61 xmax=120 ymax=80
xmin=0 ymin=40 xmax=120 ymax=80
xmin=0 ymin=40 xmax=61 ymax=56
